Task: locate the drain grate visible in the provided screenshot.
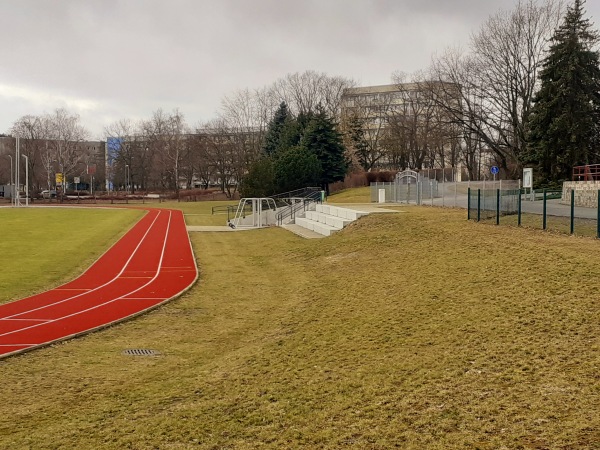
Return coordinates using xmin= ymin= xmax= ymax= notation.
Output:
xmin=122 ymin=348 xmax=161 ymax=356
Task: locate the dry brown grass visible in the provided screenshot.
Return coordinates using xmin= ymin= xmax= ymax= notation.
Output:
xmin=0 ymin=206 xmax=598 ymax=449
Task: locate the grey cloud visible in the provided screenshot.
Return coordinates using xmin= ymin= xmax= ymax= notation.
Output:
xmin=1 ymin=0 xmax=599 ymax=137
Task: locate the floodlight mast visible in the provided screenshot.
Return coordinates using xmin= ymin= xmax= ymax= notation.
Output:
xmin=6 ymin=154 xmax=13 ymax=206
xmin=15 ymin=136 xmax=20 ymax=207
xmin=22 ymin=154 xmax=29 ymax=206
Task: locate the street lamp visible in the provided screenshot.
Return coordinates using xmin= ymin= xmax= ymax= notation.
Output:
xmin=15 ymin=136 xmax=21 ymax=207
xmin=6 ymin=154 xmax=13 ymax=206
xmin=21 ymin=154 xmax=29 ymax=206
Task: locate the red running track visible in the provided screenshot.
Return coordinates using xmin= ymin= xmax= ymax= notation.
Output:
xmin=0 ymin=208 xmax=197 ymax=359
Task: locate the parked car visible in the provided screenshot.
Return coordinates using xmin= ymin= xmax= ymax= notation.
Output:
xmin=41 ymin=190 xmax=57 ymax=199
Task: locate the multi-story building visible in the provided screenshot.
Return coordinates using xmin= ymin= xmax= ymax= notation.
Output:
xmin=340 ymin=82 xmax=464 ymax=176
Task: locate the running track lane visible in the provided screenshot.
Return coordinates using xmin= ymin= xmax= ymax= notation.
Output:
xmin=0 ymin=208 xmax=198 ymax=359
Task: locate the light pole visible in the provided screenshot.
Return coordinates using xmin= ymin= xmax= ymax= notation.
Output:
xmin=125 ymin=164 xmax=130 ymax=194
xmin=15 ymin=136 xmax=20 ymax=207
xmin=6 ymin=155 xmax=13 ymax=206
xmin=21 ymin=154 xmax=29 ymax=206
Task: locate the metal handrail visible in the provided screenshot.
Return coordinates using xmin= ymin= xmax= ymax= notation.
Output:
xmin=270 ymin=187 xmax=321 ymax=202
xmin=276 ymin=190 xmax=322 ymax=225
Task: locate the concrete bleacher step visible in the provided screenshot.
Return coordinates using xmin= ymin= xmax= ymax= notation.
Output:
xmin=288 ymin=204 xmax=369 ymax=237
xmin=295 ymin=217 xmax=339 ymax=237
xmin=316 ymin=204 xmax=368 ymax=220
xmin=281 ymin=223 xmax=325 ymax=239
xmin=305 ymin=211 xmax=352 ymax=228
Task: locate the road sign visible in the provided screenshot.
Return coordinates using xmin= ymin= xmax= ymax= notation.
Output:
xmin=490 ymin=166 xmax=499 ymax=175
xmin=74 ymin=177 xmax=80 ymax=184
xmin=55 ymin=173 xmax=63 ymax=185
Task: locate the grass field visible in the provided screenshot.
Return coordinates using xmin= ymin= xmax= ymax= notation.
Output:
xmin=0 ymin=207 xmax=143 ymax=303
xmin=0 ymin=202 xmax=598 ymax=448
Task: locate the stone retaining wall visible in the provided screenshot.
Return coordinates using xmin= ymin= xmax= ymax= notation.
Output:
xmin=562 ymin=181 xmax=600 ymax=207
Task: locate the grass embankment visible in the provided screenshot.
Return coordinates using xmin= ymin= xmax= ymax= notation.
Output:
xmin=0 ymin=207 xmax=143 ymax=303
xmin=327 ymin=186 xmax=371 ymax=203
xmin=0 ymin=205 xmax=598 ymax=448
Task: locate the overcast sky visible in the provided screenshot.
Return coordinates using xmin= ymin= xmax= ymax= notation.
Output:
xmin=1 ymin=0 xmax=599 ymax=139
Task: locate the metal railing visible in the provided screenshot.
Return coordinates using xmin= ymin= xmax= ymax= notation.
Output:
xmin=468 ymin=188 xmax=600 ymax=238
xmin=274 ymin=188 xmax=323 ymax=225
xmin=270 ymin=187 xmax=322 ymax=203
xmin=573 ymin=164 xmax=600 ymax=181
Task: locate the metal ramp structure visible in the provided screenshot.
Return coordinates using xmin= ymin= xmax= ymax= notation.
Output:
xmin=228 ymin=197 xmax=278 ymax=229
xmin=228 ymin=187 xmax=323 ymax=230
xmin=227 ymin=187 xmax=371 ymax=238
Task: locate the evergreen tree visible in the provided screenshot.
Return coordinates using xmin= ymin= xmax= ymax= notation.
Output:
xmin=300 ymin=106 xmax=348 ymax=193
xmin=345 ymin=114 xmax=369 ymax=171
xmin=278 ymin=111 xmax=314 ymax=151
xmin=273 ymin=146 xmax=322 ymax=193
xmin=526 ymin=0 xmax=600 ymax=184
xmin=240 ymin=157 xmax=276 ymax=197
xmin=262 ymin=102 xmax=290 ymax=156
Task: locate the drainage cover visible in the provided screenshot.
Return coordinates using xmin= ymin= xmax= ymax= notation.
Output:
xmin=122 ymin=348 xmax=161 ymax=356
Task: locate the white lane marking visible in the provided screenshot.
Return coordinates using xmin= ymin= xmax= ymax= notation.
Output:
xmin=0 ymin=318 xmax=51 ymax=322
xmin=0 ymin=210 xmax=165 ymax=324
xmin=0 ymin=211 xmax=174 ymax=339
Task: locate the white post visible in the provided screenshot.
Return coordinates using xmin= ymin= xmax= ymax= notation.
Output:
xmin=15 ymin=136 xmax=20 ymax=207
xmin=431 ymin=181 xmax=434 ymax=206
xmin=7 ymin=155 xmax=13 ymax=206
xmin=453 ymin=167 xmax=457 ymax=208
xmin=442 ymin=171 xmax=445 ymax=208
xmin=22 ymin=154 xmax=29 ymax=206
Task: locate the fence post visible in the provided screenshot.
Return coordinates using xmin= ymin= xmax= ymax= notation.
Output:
xmin=543 ymin=189 xmax=547 ymax=230
xmin=496 ymin=189 xmax=500 ymax=225
xmin=570 ymin=189 xmax=575 ymax=235
xmin=477 ymin=189 xmax=481 ymax=222
xmin=430 ymin=181 xmax=434 ymax=206
xmin=518 ymin=189 xmax=522 ymax=226
xmin=467 ymin=187 xmax=471 ymax=220
xmin=597 ymin=190 xmax=600 ymax=239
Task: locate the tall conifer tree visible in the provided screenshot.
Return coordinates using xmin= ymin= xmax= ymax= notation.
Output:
xmin=301 ymin=105 xmax=348 ymax=193
xmin=526 ymin=0 xmax=600 ymax=184
xmin=262 ymin=102 xmax=290 ymax=156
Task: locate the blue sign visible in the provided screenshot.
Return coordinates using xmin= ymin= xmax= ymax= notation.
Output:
xmin=490 ymin=166 xmax=499 ymax=175
xmin=106 ymin=137 xmax=123 ymax=166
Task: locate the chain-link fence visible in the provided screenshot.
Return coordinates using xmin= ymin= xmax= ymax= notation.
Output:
xmin=370 ymin=181 xmax=439 ymax=204
xmin=370 ymin=170 xmax=440 ymax=205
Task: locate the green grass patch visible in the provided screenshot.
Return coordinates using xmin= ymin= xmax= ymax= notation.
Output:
xmin=136 ymin=200 xmax=238 ymax=226
xmin=0 ymin=207 xmax=143 ymax=303
xmin=328 ymin=186 xmax=371 ymax=203
xmin=0 ymin=206 xmax=598 ymax=448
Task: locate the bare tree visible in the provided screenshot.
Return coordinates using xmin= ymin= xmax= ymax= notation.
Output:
xmin=11 ymin=110 xmax=89 ymax=193
xmin=219 ymin=88 xmax=267 ymax=163
xmin=340 ymin=89 xmax=396 ymax=171
xmin=10 ymin=115 xmax=51 ymax=191
xmin=105 ymin=118 xmax=151 ymax=192
xmin=142 ymin=109 xmax=187 ymax=192
xmin=270 ymin=70 xmax=356 ymax=118
xmin=197 ymin=118 xmax=250 ymax=198
xmin=430 ymin=0 xmax=563 ymax=177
